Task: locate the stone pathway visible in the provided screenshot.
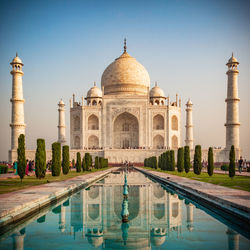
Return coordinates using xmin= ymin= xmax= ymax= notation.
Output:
xmin=0 ymin=168 xmax=115 ymax=229
xmin=135 ymin=167 xmax=250 ymax=221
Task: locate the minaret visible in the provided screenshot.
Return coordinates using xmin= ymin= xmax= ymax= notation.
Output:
xmin=58 ymin=99 xmax=66 ymax=144
xmin=225 ymin=53 xmax=240 ymax=150
xmin=10 ymin=53 xmax=26 ymax=149
xmin=185 ymin=99 xmax=193 ymax=150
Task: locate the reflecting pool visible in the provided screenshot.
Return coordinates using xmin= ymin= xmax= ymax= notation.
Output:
xmin=0 ymin=169 xmax=249 ymax=249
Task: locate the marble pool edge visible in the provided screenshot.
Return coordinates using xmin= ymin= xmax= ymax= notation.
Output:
xmin=135 ymin=167 xmax=250 ymax=230
xmin=0 ymin=168 xmax=116 ymax=232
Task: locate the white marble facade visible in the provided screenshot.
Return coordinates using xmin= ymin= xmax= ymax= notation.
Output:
xmin=70 ymin=45 xmax=181 ymax=163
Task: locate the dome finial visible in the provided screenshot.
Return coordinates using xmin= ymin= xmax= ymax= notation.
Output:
xmin=124 ymin=38 xmax=127 ymax=53
xmin=232 ymin=52 xmax=234 ymax=57
xmin=16 ymin=52 xmax=18 ymax=57
xmin=155 ymin=81 xmax=158 ymax=87
xmin=94 ymin=81 xmax=96 ymax=86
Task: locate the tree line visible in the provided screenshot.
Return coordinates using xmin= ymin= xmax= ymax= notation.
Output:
xmin=16 ymin=134 xmax=108 ymax=181
xmin=144 ymin=145 xmax=236 ymax=178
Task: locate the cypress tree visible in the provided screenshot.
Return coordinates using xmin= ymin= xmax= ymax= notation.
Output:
xmin=170 ymin=150 xmax=175 ymax=171
xmin=62 ymin=145 xmax=70 ymax=175
xmin=52 ymin=142 xmax=61 ymax=176
xmin=184 ymin=146 xmax=191 ymax=173
xmin=158 ymin=155 xmax=162 ymax=169
xmin=35 ymin=138 xmax=46 ymax=179
xmin=162 ymin=152 xmax=167 ymax=170
xmin=229 ymin=145 xmax=235 ymax=178
xmin=177 ymin=147 xmax=184 ymax=172
xmin=95 ymin=156 xmax=99 ymax=169
xmin=72 ymin=159 xmax=75 ymax=168
xmin=207 ymin=147 xmax=214 ymax=176
xmin=85 ymin=153 xmax=91 ymax=171
xmin=76 ymin=152 xmax=81 ymax=172
xmin=166 ymin=151 xmax=170 ymax=170
xmin=152 ymin=156 xmax=157 ymax=169
xmin=82 ymin=155 xmax=86 ymax=171
xmin=17 ymin=134 xmax=26 ymax=182
xmin=193 ymin=145 xmax=202 ymax=175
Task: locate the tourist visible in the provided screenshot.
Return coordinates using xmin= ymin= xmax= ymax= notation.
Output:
xmin=243 ymin=159 xmax=247 ymax=170
xmin=13 ymin=161 xmax=18 ymax=175
xmin=238 ymin=156 xmax=243 ymax=173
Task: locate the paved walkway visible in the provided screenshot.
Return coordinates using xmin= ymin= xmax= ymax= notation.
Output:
xmin=0 ymin=168 xmax=115 ymax=229
xmin=135 ymin=167 xmax=250 ymax=220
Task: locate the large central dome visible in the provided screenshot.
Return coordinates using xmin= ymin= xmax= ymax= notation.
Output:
xmin=101 ymin=48 xmax=150 ymax=95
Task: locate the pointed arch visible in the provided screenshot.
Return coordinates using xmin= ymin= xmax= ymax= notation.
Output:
xmin=153 ymin=135 xmax=164 ymax=149
xmin=153 ymin=114 xmax=164 ymax=130
xmin=88 ymin=114 xmax=99 ymax=130
xmin=171 ymin=135 xmax=178 ymax=149
xmin=171 ymin=115 xmax=178 ymax=131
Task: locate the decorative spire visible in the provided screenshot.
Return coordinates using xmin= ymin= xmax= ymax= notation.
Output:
xmin=232 ymin=52 xmax=234 ymax=57
xmin=124 ymin=38 xmax=127 ymax=53
xmin=155 ymin=81 xmax=158 ymax=87
xmin=94 ymin=81 xmax=96 ymax=86
xmin=16 ymin=52 xmax=18 ymax=57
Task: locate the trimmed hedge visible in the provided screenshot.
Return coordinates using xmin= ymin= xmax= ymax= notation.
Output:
xmin=17 ymin=134 xmax=26 ymax=181
xmin=207 ymin=147 xmax=214 ymax=176
xmin=62 ymin=145 xmax=70 ymax=175
xmin=52 ymin=142 xmax=61 ymax=176
xmin=169 ymin=150 xmax=175 ymax=171
xmin=144 ymin=156 xmax=157 ymax=169
xmin=76 ymin=152 xmax=81 ymax=172
xmin=193 ymin=145 xmax=202 ymax=175
xmin=177 ymin=147 xmax=184 ymax=172
xmin=0 ymin=165 xmax=8 ymax=174
xmin=184 ymin=146 xmax=191 ymax=173
xmin=95 ymin=156 xmax=99 ymax=169
xmin=221 ymin=164 xmax=229 ymax=171
xmin=35 ymin=138 xmax=46 ymax=179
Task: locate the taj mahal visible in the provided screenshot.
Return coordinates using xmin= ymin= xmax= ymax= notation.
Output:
xmin=8 ymin=40 xmax=241 ymax=163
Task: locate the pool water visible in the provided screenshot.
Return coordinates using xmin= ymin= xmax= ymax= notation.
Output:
xmin=0 ymin=169 xmax=249 ymax=249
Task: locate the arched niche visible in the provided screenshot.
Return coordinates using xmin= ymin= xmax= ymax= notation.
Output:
xmin=171 ymin=115 xmax=178 ymax=131
xmin=88 ymin=114 xmax=99 ymax=130
xmin=153 ymin=203 xmax=165 ymax=220
xmin=153 ymin=135 xmax=164 ymax=149
xmin=153 ymin=114 xmax=164 ymax=130
xmin=113 ymin=112 xmax=139 ymax=149
xmin=88 ymin=204 xmax=99 ymax=220
xmin=74 ymin=136 xmax=80 ymax=148
xmin=74 ymin=115 xmax=80 ymax=131
xmin=88 ymin=135 xmax=99 ymax=149
xmin=171 ymin=135 xmax=178 ymax=149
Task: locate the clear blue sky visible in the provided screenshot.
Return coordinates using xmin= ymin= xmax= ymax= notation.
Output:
xmin=0 ymin=0 xmax=249 ymax=161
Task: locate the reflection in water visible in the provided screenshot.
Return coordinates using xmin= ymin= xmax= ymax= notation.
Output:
xmin=1 ymin=170 xmax=247 ymax=250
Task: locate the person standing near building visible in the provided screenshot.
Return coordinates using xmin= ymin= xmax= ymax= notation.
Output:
xmin=238 ymin=156 xmax=243 ymax=173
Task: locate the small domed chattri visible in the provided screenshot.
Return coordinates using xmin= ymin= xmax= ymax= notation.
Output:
xmin=150 ymin=82 xmax=165 ymax=98
xmin=11 ymin=52 xmax=23 ymax=65
xmin=87 ymin=82 xmax=102 ymax=98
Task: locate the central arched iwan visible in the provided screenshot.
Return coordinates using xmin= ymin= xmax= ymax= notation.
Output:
xmin=113 ymin=112 xmax=139 ymax=149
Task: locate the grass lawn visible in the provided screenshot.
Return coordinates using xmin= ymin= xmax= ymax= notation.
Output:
xmin=0 ymin=167 xmax=109 ymax=194
xmin=142 ymin=167 xmax=250 ymax=192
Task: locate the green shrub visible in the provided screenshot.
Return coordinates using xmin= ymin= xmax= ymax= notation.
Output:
xmin=152 ymin=156 xmax=157 ymax=169
xmin=193 ymin=145 xmax=202 ymax=175
xmin=177 ymin=147 xmax=184 ymax=172
xmin=76 ymin=152 xmax=81 ymax=172
xmin=103 ymin=158 xmax=108 ymax=168
xmin=72 ymin=159 xmax=75 ymax=168
xmin=35 ymin=139 xmax=46 ymax=179
xmin=51 ymin=142 xmax=61 ymax=176
xmin=229 ymin=145 xmax=235 ymax=178
xmin=207 ymin=147 xmax=214 ymax=176
xmin=17 ymin=134 xmax=26 ymax=181
xmin=62 ymin=145 xmax=70 ymax=175
xmin=221 ymin=164 xmax=229 ymax=171
xmin=95 ymin=156 xmax=99 ymax=169
xmin=0 ymin=165 xmax=8 ymax=174
xmin=247 ymin=167 xmax=250 ymax=173
xmin=184 ymin=146 xmax=191 ymax=173
xmin=166 ymin=151 xmax=170 ymax=170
